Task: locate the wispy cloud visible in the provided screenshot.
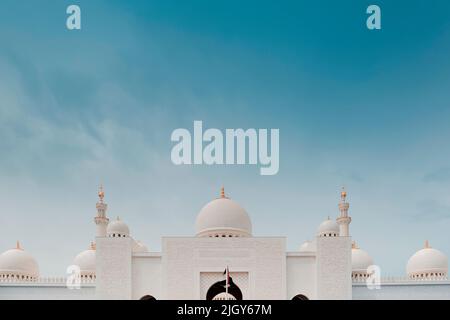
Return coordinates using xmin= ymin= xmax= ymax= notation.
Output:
xmin=1 ymin=0 xmax=450 ymax=278
xmin=423 ymin=167 xmax=450 ymax=183
xmin=412 ymin=199 xmax=450 ymax=222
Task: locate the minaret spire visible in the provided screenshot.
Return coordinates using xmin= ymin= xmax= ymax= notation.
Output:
xmin=94 ymin=184 xmax=109 ymax=237
xmin=98 ymin=184 xmax=105 ymax=203
xmin=336 ymin=187 xmax=351 ymax=236
xmin=340 ymin=187 xmax=347 ymax=203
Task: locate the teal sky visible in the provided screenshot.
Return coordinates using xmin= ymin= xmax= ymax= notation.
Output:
xmin=1 ymin=0 xmax=450 ymax=276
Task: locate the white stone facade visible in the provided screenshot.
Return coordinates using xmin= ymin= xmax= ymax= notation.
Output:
xmin=0 ymin=188 xmax=448 ymax=300
xmin=316 ymin=237 xmax=352 ymax=300
xmin=160 ymin=237 xmax=286 ymax=300
xmin=92 ymin=235 xmax=347 ymax=300
xmin=1 ymin=234 xmax=449 ymax=300
xmin=96 ymin=237 xmax=132 ymax=300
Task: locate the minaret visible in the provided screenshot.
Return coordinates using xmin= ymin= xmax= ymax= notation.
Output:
xmin=336 ymin=187 xmax=351 ymax=236
xmin=94 ymin=185 xmax=109 ymax=237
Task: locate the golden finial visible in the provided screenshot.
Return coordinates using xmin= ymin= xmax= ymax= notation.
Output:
xmin=340 ymin=186 xmax=347 ymax=202
xmin=90 ymin=242 xmax=96 ymax=250
xmin=352 ymin=241 xmax=359 ymax=249
xmin=220 ymin=186 xmax=226 ymax=199
xmin=117 ymin=216 xmax=120 ymax=221
xmin=98 ymin=184 xmax=105 ymax=203
xmin=16 ymin=241 xmax=22 ymax=250
xmin=424 ymin=240 xmax=431 ymax=249
xmin=327 ymin=215 xmax=330 ymax=220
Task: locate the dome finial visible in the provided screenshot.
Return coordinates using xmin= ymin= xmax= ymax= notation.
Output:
xmin=424 ymin=240 xmax=431 ymax=249
xmin=90 ymin=241 xmax=96 ymax=250
xmin=352 ymin=241 xmax=359 ymax=249
xmin=220 ymin=186 xmax=226 ymax=199
xmin=340 ymin=186 xmax=347 ymax=202
xmin=16 ymin=240 xmax=22 ymax=250
xmin=98 ymin=184 xmax=105 ymax=203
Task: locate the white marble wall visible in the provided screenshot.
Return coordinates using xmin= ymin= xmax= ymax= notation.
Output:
xmin=161 ymin=237 xmax=286 ymax=300
xmin=286 ymin=253 xmax=317 ymax=299
xmin=131 ymin=254 xmax=162 ymax=300
xmin=96 ymin=237 xmax=132 ymax=300
xmin=353 ymin=282 xmax=450 ymax=299
xmin=316 ymin=236 xmax=352 ymax=299
xmin=0 ymin=284 xmax=95 ymax=300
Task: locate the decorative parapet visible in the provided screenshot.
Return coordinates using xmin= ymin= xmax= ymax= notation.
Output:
xmin=0 ymin=276 xmax=96 ymax=285
xmin=352 ymin=275 xmax=449 ymax=284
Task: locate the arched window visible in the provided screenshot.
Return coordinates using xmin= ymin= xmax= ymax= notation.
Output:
xmin=140 ymin=295 xmax=156 ymax=301
xmin=292 ymin=294 xmax=309 ymax=300
xmin=206 ymin=277 xmax=243 ymax=300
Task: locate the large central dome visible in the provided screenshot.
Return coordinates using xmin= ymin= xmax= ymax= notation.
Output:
xmin=195 ymin=188 xmax=252 ymax=237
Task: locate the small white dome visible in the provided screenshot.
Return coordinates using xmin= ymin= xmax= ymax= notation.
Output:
xmin=0 ymin=242 xmax=39 ymax=281
xmin=213 ymin=292 xmax=237 ymax=300
xmin=299 ymin=240 xmax=316 ymax=252
xmin=132 ymin=240 xmax=149 ymax=253
xmin=352 ymin=243 xmax=374 ymax=276
xmin=107 ymin=217 xmax=130 ymax=237
xmin=317 ymin=217 xmax=339 ymax=237
xmin=195 ymin=188 xmax=252 ymax=238
xmin=73 ymin=243 xmax=96 ymax=277
xmin=407 ymin=241 xmax=448 ymax=280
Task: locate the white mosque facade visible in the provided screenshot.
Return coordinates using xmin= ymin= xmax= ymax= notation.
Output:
xmin=0 ymin=187 xmax=449 ymax=300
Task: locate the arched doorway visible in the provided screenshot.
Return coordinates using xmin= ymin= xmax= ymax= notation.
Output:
xmin=292 ymin=294 xmax=309 ymax=300
xmin=206 ymin=277 xmax=243 ymax=300
xmin=212 ymin=292 xmax=237 ymax=300
xmin=140 ymin=295 xmax=157 ymax=301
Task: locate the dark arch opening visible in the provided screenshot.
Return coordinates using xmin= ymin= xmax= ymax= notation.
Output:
xmin=140 ymin=295 xmax=157 ymax=301
xmin=206 ymin=277 xmax=243 ymax=300
xmin=292 ymin=294 xmax=309 ymax=300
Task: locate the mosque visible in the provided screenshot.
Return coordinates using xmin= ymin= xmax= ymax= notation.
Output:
xmin=0 ymin=187 xmax=449 ymax=300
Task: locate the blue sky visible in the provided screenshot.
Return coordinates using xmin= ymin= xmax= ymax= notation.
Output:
xmin=0 ymin=0 xmax=450 ymax=276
